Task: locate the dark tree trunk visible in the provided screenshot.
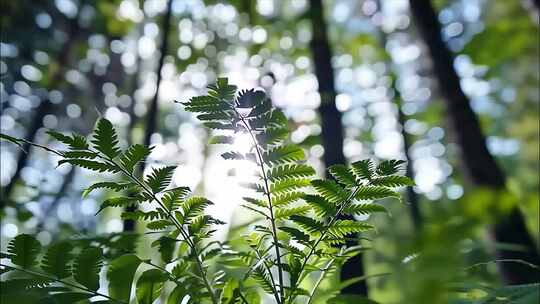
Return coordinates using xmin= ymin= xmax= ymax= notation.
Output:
xmin=395 ymin=86 xmax=422 ymax=230
xmin=1 ymin=11 xmax=80 ymax=209
xmin=123 ymin=0 xmax=173 ymax=231
xmin=308 ymin=0 xmax=368 ymax=296
xmin=409 ymin=0 xmax=540 ymax=283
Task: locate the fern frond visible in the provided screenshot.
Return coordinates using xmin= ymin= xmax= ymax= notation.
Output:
xmin=272 ymin=192 xmax=305 ymax=207
xmin=290 ymin=215 xmax=324 ymax=234
xmin=328 ymin=220 xmax=374 ymax=238
xmin=303 ymin=194 xmax=335 ymax=217
xmin=343 ymin=203 xmax=387 ymax=216
xmin=354 ymin=186 xmax=399 ymax=201
xmin=350 ymin=159 xmax=374 ymax=181
xmin=41 ymin=242 xmax=73 ymax=279
xmin=270 ymin=178 xmax=311 ymax=194
xmin=82 ymin=181 xmax=135 ymax=197
xmin=147 ymin=220 xmax=173 ymax=230
xmin=62 ymin=150 xmax=98 ymax=159
xmin=370 ymin=175 xmax=414 ymax=187
xmin=311 ymin=179 xmax=350 ymax=203
xmin=267 ymin=164 xmax=315 ymax=181
xmin=7 ymin=234 xmax=41 ymax=268
xmin=376 ymin=159 xmax=406 ymax=176
xmin=209 ymin=135 xmax=234 ymax=144
xmin=262 ymin=145 xmax=305 ymax=165
xmin=252 ymin=266 xmax=276 ymax=295
xmin=328 ymin=164 xmax=357 ymax=188
xmin=145 ymin=166 xmax=176 ymax=193
xmin=47 ymin=131 xmax=89 ymax=150
xmin=162 ymin=187 xmax=190 ymax=210
xmin=97 ymin=196 xmax=143 ymax=214
xmin=120 ymin=144 xmax=153 ymax=172
xmin=275 ymin=205 xmax=310 ymax=220
xmin=91 ymin=118 xmax=121 ymax=158
xmin=73 ymin=247 xmax=103 ymax=292
xmin=180 ymin=197 xmax=213 ymax=223
xmin=58 ymin=159 xmax=120 ymax=173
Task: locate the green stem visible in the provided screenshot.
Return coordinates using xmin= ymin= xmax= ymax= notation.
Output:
xmin=288 ymin=186 xmax=362 ymax=303
xmin=102 ymin=155 xmax=219 ymax=304
xmin=306 ymin=258 xmax=336 ymax=304
xmin=236 ymin=112 xmax=284 ymax=304
xmin=0 ymin=263 xmax=125 ymax=303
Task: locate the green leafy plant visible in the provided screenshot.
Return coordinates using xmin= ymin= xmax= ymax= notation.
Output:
xmin=0 ymin=78 xmax=412 ymax=303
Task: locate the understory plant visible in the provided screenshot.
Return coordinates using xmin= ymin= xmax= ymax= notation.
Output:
xmin=0 ymin=78 xmax=413 ymax=304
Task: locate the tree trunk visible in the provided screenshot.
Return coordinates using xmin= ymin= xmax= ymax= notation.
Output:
xmin=123 ymin=0 xmax=173 ymax=231
xmin=1 ymin=10 xmax=80 ymax=209
xmin=309 ymin=0 xmax=368 ymax=296
xmin=409 ymin=0 xmax=540 ymax=284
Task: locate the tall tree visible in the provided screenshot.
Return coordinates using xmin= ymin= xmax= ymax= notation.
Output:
xmin=308 ymin=0 xmax=368 ymax=296
xmin=409 ymin=0 xmax=540 ymax=283
xmin=123 ymin=0 xmax=173 ymax=231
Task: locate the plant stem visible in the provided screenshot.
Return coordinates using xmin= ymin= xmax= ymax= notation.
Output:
xmin=236 ymin=112 xmax=284 ymax=304
xmin=103 ymin=155 xmax=219 ymax=304
xmin=306 ymin=258 xmax=335 ymax=304
xmin=0 ymin=263 xmax=125 ymax=303
xmin=288 ymin=186 xmax=362 ymax=303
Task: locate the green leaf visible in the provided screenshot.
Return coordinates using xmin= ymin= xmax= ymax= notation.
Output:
xmin=91 ymin=118 xmax=121 ymax=158
xmin=136 ymin=269 xmax=167 ymax=304
xmin=97 ymin=196 xmax=141 ymax=214
xmin=303 ymin=194 xmax=336 ymax=217
xmin=41 ymin=242 xmax=74 ymax=279
xmin=272 ymin=192 xmax=305 ymax=207
xmin=146 ymin=220 xmax=173 ymax=230
xmin=270 ymin=178 xmax=311 ymax=194
xmin=50 ymin=292 xmax=94 ymax=303
xmin=58 ymin=159 xmax=120 ymax=173
xmin=47 ymin=131 xmax=89 ymax=150
xmin=350 ymin=160 xmax=374 ymax=181
xmin=153 ymin=236 xmax=177 ymax=263
xmin=267 ymin=164 xmax=315 ymax=181
xmin=354 ymin=186 xmax=399 ymax=201
xmin=73 ymin=247 xmax=103 ymax=292
xmin=107 ymin=254 xmax=142 ymax=302
xmin=180 ymin=196 xmax=213 ymax=223
xmin=262 ymin=145 xmax=305 ymax=165
xmin=279 ymin=227 xmax=310 ymax=243
xmin=290 ymin=215 xmax=324 ymax=234
xmin=328 ymin=164 xmax=357 ymax=188
xmin=145 ymin=166 xmax=176 ymax=193
xmin=328 ymin=220 xmax=374 ymax=237
xmin=252 ymin=266 xmax=275 ymax=295
xmin=274 ymin=205 xmax=310 ymax=220
xmin=82 ymin=182 xmax=134 ymax=197
xmin=370 ymin=175 xmax=414 ymax=187
xmin=61 ymin=150 xmax=98 ymax=159
xmin=162 ymin=187 xmax=190 ymax=211
xmin=343 ymin=203 xmax=387 ymax=216
xmin=376 ymin=160 xmax=406 ymax=176
xmin=120 ymin=144 xmax=152 ymax=172
xmin=7 ymin=234 xmax=41 ymax=268
xmin=167 ymin=285 xmax=188 ymax=304
xmin=311 ymin=179 xmax=350 ymax=203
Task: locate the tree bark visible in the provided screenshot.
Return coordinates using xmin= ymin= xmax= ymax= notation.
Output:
xmin=409 ymin=0 xmax=540 ymax=283
xmin=123 ymin=0 xmax=173 ymax=231
xmin=308 ymin=0 xmax=368 ymax=296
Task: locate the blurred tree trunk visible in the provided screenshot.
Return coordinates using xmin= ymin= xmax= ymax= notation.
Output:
xmin=409 ymin=0 xmax=540 ymax=284
xmin=373 ymin=1 xmax=423 ymax=230
xmin=123 ymin=0 xmax=173 ymax=231
xmin=1 ymin=10 xmax=81 ymax=209
xmin=308 ymin=0 xmax=368 ymax=296
xmin=36 ymin=168 xmax=76 ymax=231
